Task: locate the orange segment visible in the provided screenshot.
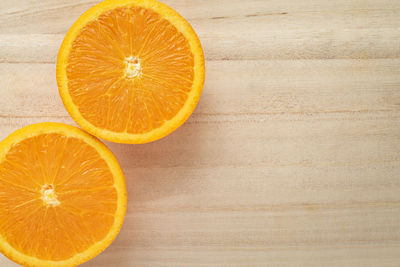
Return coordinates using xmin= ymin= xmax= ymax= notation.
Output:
xmin=57 ymin=0 xmax=205 ymax=144
xmin=0 ymin=123 xmax=126 ymax=267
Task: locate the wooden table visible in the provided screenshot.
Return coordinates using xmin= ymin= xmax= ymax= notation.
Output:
xmin=1 ymin=0 xmax=400 ymax=266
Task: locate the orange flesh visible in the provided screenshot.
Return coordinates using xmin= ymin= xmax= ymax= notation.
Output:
xmin=0 ymin=134 xmax=117 ymax=261
xmin=67 ymin=7 xmax=194 ymax=134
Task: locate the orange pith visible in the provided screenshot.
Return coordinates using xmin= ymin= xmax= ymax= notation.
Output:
xmin=0 ymin=123 xmax=126 ymax=266
xmin=57 ymin=0 xmax=205 ymax=144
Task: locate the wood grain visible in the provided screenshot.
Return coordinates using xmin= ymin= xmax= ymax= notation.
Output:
xmin=0 ymin=0 xmax=400 ymax=266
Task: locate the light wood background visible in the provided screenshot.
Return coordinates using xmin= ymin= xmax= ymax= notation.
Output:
xmin=1 ymin=0 xmax=400 ymax=266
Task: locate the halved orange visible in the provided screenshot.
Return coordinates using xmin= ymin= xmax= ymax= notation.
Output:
xmin=57 ymin=0 xmax=205 ymax=144
xmin=0 ymin=123 xmax=127 ymax=266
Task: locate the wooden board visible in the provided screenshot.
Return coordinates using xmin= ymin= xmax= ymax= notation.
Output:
xmin=1 ymin=0 xmax=400 ymax=266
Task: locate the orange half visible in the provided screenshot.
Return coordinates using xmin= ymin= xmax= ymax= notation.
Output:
xmin=57 ymin=0 xmax=205 ymax=144
xmin=0 ymin=123 xmax=127 ymax=266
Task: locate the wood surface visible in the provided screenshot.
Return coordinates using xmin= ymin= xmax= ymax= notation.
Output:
xmin=1 ymin=0 xmax=400 ymax=266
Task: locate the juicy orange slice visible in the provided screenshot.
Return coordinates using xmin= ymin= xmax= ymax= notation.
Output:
xmin=57 ymin=0 xmax=205 ymax=144
xmin=0 ymin=123 xmax=126 ymax=266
